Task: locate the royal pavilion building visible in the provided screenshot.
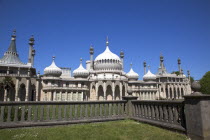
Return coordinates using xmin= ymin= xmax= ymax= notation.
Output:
xmin=0 ymin=31 xmax=192 ymax=102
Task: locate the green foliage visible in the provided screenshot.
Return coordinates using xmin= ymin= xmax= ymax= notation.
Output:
xmin=190 ymin=76 xmax=194 ymax=84
xmin=171 ymin=71 xmax=180 ymax=76
xmin=200 ymin=71 xmax=210 ymax=94
xmin=2 ymin=76 xmax=15 ymax=89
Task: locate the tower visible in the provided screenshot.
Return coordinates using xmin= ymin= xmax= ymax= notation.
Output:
xmin=28 ymin=35 xmax=35 ymax=67
xmin=178 ymin=58 xmax=181 ymax=75
xmin=89 ymin=45 xmax=94 ymax=70
xmin=120 ymin=50 xmax=124 ymax=70
xmin=143 ymin=61 xmax=147 ymax=75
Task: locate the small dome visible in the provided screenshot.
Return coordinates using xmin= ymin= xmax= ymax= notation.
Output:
xmin=126 ymin=67 xmax=139 ymax=80
xmin=73 ymin=58 xmax=89 ymax=78
xmin=143 ymin=70 xmax=156 ymax=81
xmin=44 ymin=57 xmax=62 ymax=77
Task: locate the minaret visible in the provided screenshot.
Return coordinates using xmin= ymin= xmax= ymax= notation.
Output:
xmin=120 ymin=50 xmax=124 ymax=70
xmin=187 ymin=70 xmax=191 ymax=82
xmin=89 ymin=44 xmax=94 ymax=70
xmin=143 ymin=61 xmax=147 ymax=75
xmin=160 ymin=54 xmax=164 ymax=74
xmin=178 ymin=58 xmax=181 ymax=75
xmin=28 ymin=35 xmax=35 ymax=67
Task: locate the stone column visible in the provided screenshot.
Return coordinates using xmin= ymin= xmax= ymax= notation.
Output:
xmin=120 ymin=83 xmax=122 ymax=100
xmin=65 ymin=91 xmax=68 ymax=101
xmin=15 ymin=78 xmax=20 ymax=101
xmin=112 ymin=82 xmax=115 ymax=100
xmin=36 ymin=79 xmax=40 ymax=101
xmin=70 ymin=91 xmax=73 ymax=101
xmin=4 ymin=89 xmax=7 ymax=101
xmin=60 ymin=91 xmax=62 ymax=101
xmin=25 ymin=78 xmax=30 ymax=101
xmin=81 ymin=91 xmax=84 ymax=101
xmin=53 ymin=91 xmax=56 ymax=101
xmin=76 ymin=91 xmax=78 ymax=101
xmin=95 ymin=83 xmax=98 ymax=100
xmin=103 ymin=82 xmax=106 ymax=100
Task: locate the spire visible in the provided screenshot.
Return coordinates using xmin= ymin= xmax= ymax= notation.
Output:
xmin=80 ymin=58 xmax=83 ymax=64
xmin=8 ymin=29 xmax=17 ymax=53
xmin=178 ymin=57 xmax=181 ymax=74
xmin=29 ymin=35 xmax=35 ymax=45
xmin=130 ymin=62 xmax=133 ymax=68
xmin=106 ymin=36 xmax=109 ymax=47
xmin=143 ymin=61 xmax=147 ymax=74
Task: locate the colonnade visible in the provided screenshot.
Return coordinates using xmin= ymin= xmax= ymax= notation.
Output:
xmin=43 ymin=90 xmax=88 ymax=101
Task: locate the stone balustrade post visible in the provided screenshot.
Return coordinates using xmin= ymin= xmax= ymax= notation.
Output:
xmin=184 ymin=81 xmax=210 ymax=140
xmin=122 ymin=96 xmax=138 ymax=118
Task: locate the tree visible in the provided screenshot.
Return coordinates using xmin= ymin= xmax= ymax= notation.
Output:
xmin=2 ymin=76 xmax=15 ymax=90
xmin=171 ymin=71 xmax=180 ymax=76
xmin=200 ymin=71 xmax=210 ymax=94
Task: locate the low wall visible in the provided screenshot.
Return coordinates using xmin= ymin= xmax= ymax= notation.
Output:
xmin=0 ymin=100 xmax=127 ymax=128
xmin=131 ymin=100 xmax=185 ymax=132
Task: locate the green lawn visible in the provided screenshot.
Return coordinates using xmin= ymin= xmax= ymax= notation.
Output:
xmin=0 ymin=120 xmax=187 ymax=140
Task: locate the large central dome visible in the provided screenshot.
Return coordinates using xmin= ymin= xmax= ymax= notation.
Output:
xmin=94 ymin=39 xmax=122 ymax=71
xmin=95 ymin=46 xmax=121 ymax=61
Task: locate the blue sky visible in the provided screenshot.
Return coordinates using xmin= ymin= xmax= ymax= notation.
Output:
xmin=0 ymin=0 xmax=210 ymax=80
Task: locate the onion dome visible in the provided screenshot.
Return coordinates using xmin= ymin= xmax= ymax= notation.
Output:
xmin=44 ymin=56 xmax=62 ymax=77
xmin=126 ymin=63 xmax=139 ymax=81
xmin=94 ymin=37 xmax=122 ymax=71
xmin=73 ymin=58 xmax=89 ymax=78
xmin=143 ymin=66 xmax=156 ymax=81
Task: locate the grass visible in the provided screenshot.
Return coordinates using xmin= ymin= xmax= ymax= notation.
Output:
xmin=0 ymin=120 xmax=187 ymax=140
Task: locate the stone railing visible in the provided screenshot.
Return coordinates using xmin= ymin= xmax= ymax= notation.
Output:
xmin=0 ymin=94 xmax=210 ymax=140
xmin=0 ymin=100 xmax=127 ymax=128
xmin=131 ymin=100 xmax=185 ymax=132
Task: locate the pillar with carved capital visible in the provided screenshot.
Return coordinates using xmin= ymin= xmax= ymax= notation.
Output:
xmin=112 ymin=82 xmax=115 ymax=100
xmin=103 ymin=82 xmax=106 ymax=100
xmin=15 ymin=78 xmax=20 ymax=101
xmin=120 ymin=83 xmax=122 ymax=100
xmin=25 ymin=78 xmax=30 ymax=101
xmin=4 ymin=89 xmax=7 ymax=101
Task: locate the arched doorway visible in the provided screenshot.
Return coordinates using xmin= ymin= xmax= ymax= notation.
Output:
xmin=106 ymin=85 xmax=112 ymax=100
xmin=98 ymin=85 xmax=104 ymax=100
xmin=115 ymin=85 xmax=120 ymax=100
xmin=19 ymin=84 xmax=26 ymax=101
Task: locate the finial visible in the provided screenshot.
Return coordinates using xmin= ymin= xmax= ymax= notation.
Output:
xmin=148 ymin=65 xmax=150 ymax=70
xmin=120 ymin=50 xmax=124 ymax=58
xmin=178 ymin=57 xmax=181 ymax=64
xmin=160 ymin=53 xmax=164 ymax=61
xmin=80 ymin=58 xmax=83 ymax=64
xmin=130 ymin=63 xmax=133 ymax=68
xmin=143 ymin=61 xmax=146 ymax=67
xmin=187 ymin=70 xmax=190 ymax=76
xmin=11 ymin=29 xmax=16 ymax=39
xmin=29 ymin=35 xmax=35 ymax=45
xmin=52 ymin=56 xmax=55 ymax=60
xmin=90 ymin=44 xmax=94 ymax=54
xmin=106 ymin=36 xmax=109 ymax=46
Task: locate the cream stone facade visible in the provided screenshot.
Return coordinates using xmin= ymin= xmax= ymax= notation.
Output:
xmin=0 ymin=31 xmax=191 ymax=102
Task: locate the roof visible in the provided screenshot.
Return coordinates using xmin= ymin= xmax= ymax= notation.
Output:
xmin=0 ymin=33 xmax=27 ymax=67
